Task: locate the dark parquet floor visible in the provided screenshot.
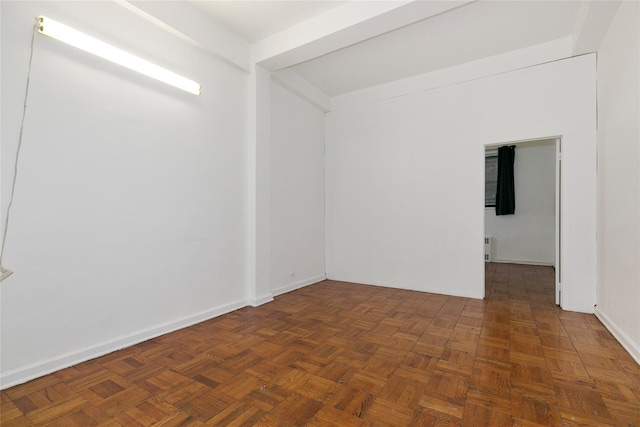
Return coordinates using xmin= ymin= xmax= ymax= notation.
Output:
xmin=2 ymin=263 xmax=639 ymax=426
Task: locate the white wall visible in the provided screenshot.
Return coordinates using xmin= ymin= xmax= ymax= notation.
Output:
xmin=326 ymin=55 xmax=596 ymax=307
xmin=0 ymin=2 xmax=250 ymax=387
xmin=595 ymin=1 xmax=640 ymax=363
xmin=247 ymin=65 xmax=274 ymax=306
xmin=270 ymin=83 xmax=326 ymax=295
xmin=485 ymin=140 xmax=556 ymax=265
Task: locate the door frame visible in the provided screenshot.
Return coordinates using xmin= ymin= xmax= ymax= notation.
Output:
xmin=484 ymin=136 xmax=562 ymax=304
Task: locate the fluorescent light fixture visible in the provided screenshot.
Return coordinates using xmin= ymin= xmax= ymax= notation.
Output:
xmin=37 ymin=16 xmax=201 ymax=96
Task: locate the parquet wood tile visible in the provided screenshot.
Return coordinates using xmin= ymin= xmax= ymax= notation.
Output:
xmin=2 ymin=263 xmax=640 ymax=426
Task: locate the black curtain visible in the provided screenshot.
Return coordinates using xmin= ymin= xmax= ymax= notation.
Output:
xmin=496 ymin=145 xmax=516 ymax=215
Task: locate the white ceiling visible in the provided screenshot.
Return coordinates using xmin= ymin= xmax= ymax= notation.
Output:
xmin=290 ymin=1 xmax=582 ymax=96
xmin=188 ymin=1 xmax=348 ymax=43
xmin=189 ymin=1 xmax=594 ymax=97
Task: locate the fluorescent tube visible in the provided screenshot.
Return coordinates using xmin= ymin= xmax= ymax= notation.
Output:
xmin=37 ymin=16 xmax=201 ymax=96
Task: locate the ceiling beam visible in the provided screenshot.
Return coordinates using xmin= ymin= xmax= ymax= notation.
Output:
xmin=253 ymin=0 xmax=476 ymax=71
xmin=572 ymin=0 xmax=622 ymax=55
xmin=271 ymin=69 xmax=331 ymax=112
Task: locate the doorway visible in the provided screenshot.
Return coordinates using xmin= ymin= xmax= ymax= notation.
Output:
xmin=484 ymin=137 xmax=561 ymax=304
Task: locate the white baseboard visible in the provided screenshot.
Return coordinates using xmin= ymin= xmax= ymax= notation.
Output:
xmin=560 ymin=303 xmax=595 ymax=314
xmin=490 ymin=259 xmax=555 ymax=267
xmin=272 ymin=274 xmax=326 ymax=297
xmin=248 ymin=293 xmax=274 ymax=307
xmin=325 ymin=275 xmax=484 ymax=300
xmin=0 ymin=298 xmax=248 ymax=390
xmin=594 ymin=306 xmax=640 ymax=365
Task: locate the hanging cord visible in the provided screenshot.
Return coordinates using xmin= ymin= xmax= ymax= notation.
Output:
xmin=0 ymin=20 xmax=39 ymax=282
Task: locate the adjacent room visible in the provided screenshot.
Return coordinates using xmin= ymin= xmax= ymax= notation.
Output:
xmin=1 ymin=1 xmax=638 ymax=425
xmin=484 ymin=139 xmax=558 ymax=295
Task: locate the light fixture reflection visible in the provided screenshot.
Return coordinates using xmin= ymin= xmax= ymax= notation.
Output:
xmin=37 ymin=15 xmax=201 ymax=96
